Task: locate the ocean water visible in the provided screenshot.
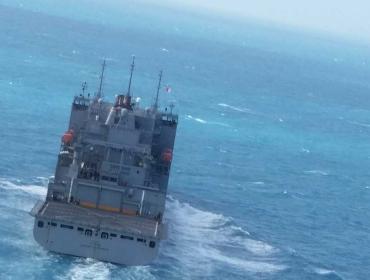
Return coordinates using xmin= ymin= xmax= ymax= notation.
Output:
xmin=1 ymin=2 xmax=370 ymax=279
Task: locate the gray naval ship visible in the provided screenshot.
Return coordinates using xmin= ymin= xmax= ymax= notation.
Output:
xmin=30 ymin=57 xmax=178 ymax=265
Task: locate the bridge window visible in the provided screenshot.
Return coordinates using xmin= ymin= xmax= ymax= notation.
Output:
xmin=60 ymin=224 xmax=73 ymax=230
xmin=102 ymin=176 xmax=117 ymax=183
xmin=37 ymin=221 xmax=44 ymax=228
xmin=149 ymin=241 xmax=156 ymax=248
xmin=77 ymin=227 xmax=84 ymax=232
xmin=85 ymin=229 xmax=92 ymax=237
xmin=120 ymin=235 xmax=134 ymax=240
xmin=110 ymin=233 xmax=117 ymax=238
xmin=137 ymin=238 xmax=146 ymax=243
xmin=51 ymin=222 xmax=57 ymax=227
xmin=101 ymin=232 xmax=109 ymax=239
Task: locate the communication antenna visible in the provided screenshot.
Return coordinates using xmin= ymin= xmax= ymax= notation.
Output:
xmin=169 ymin=102 xmax=175 ymax=116
xmin=127 ymin=55 xmax=135 ymax=97
xmin=81 ymin=82 xmax=87 ymax=97
xmin=154 ymin=70 xmax=163 ymax=110
xmin=97 ymin=59 xmax=106 ymax=99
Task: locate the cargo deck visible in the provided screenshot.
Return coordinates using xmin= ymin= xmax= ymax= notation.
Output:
xmin=34 ymin=201 xmax=160 ymax=238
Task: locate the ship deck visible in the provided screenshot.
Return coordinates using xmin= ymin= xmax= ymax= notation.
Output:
xmin=35 ymin=201 xmax=160 ymax=238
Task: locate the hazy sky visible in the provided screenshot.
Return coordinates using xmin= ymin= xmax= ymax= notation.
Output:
xmin=147 ymin=0 xmax=370 ymax=42
xmin=2 ymin=0 xmax=368 ymax=42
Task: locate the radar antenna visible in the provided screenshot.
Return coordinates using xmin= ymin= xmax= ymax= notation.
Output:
xmin=127 ymin=55 xmax=135 ymax=97
xmin=154 ymin=70 xmax=163 ymax=110
xmin=97 ymin=59 xmax=106 ymax=99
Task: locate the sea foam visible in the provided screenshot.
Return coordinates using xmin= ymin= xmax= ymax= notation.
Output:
xmin=161 ymin=196 xmax=286 ymax=275
xmin=0 ymin=179 xmax=47 ymax=197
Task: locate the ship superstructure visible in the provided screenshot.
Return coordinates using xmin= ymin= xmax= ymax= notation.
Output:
xmin=30 ymin=58 xmax=178 ymax=265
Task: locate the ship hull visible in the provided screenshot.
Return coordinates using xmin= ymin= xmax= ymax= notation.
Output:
xmin=33 ymin=217 xmax=159 ymax=265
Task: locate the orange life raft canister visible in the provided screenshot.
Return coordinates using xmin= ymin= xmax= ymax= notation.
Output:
xmin=162 ymin=148 xmax=173 ymax=162
xmin=62 ymin=130 xmax=74 ymax=144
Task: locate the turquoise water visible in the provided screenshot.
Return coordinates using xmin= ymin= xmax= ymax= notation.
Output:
xmin=1 ymin=2 xmax=370 ymax=279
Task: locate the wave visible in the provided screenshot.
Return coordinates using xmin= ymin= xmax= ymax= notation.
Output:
xmin=36 ymin=176 xmax=49 ymax=185
xmin=313 ymin=267 xmax=343 ymax=279
xmin=185 ymin=115 xmax=207 ymax=124
xmin=251 ymin=181 xmax=265 ymax=185
xmin=347 ymin=120 xmax=370 ymax=128
xmin=161 ymin=197 xmax=286 ymax=275
xmin=218 ymin=103 xmax=253 ymax=114
xmin=209 ymin=121 xmax=231 ymax=127
xmin=0 ymin=178 xmax=47 ymax=197
xmin=314 ymin=268 xmax=336 ymax=275
xmin=58 ymin=258 xmax=156 ymax=280
xmin=60 ymin=258 xmax=155 ymax=280
xmin=185 ymin=115 xmax=231 ymax=127
xmin=303 ymin=170 xmax=329 ymax=176
xmin=62 ymin=259 xmax=112 ymax=280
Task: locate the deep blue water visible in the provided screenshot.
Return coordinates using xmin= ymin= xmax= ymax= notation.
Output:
xmin=1 ymin=2 xmax=370 ymax=279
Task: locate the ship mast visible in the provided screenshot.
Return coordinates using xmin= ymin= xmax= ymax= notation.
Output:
xmin=127 ymin=55 xmax=135 ymax=97
xmin=154 ymin=70 xmax=163 ymax=111
xmin=97 ymin=59 xmax=106 ymax=99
